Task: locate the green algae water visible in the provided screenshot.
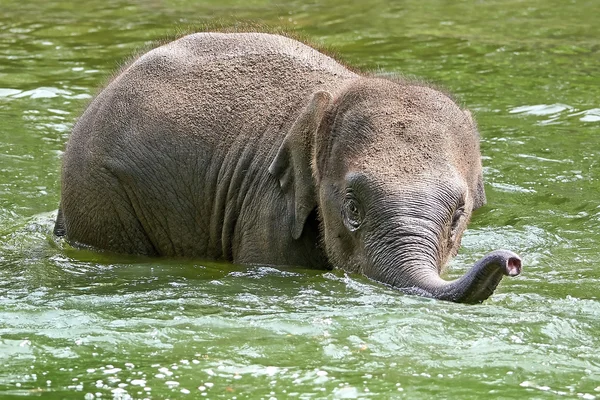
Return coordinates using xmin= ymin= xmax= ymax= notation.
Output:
xmin=1 ymin=0 xmax=599 ymax=398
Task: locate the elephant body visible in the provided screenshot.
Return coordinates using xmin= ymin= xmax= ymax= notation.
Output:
xmin=56 ymin=32 xmax=521 ymax=303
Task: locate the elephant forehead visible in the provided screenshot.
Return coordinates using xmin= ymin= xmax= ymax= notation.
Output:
xmin=335 ymin=94 xmax=477 ymax=159
xmin=325 ymin=79 xmax=481 ymax=183
xmin=337 ymin=78 xmax=467 ymax=126
xmin=368 ymin=102 xmax=476 ymax=149
xmin=334 ymin=121 xmax=470 ymax=179
xmin=352 ymin=154 xmax=460 ymax=184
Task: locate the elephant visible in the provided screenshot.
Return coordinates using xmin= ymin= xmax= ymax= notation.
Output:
xmin=54 ymin=32 xmax=522 ymax=303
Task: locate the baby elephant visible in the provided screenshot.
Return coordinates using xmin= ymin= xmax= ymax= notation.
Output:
xmin=55 ymin=32 xmax=521 ymax=303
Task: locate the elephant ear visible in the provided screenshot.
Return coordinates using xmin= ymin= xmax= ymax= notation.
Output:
xmin=269 ymin=91 xmax=332 ymax=240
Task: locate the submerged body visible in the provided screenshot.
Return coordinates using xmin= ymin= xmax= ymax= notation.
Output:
xmin=56 ymin=32 xmax=521 ymax=303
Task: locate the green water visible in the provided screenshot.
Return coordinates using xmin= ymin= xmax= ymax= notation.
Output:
xmin=1 ymin=0 xmax=599 ymax=398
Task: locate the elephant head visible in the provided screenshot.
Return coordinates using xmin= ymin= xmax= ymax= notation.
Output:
xmin=270 ymin=78 xmax=521 ymax=304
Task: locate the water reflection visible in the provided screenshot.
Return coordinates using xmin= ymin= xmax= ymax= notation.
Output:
xmin=510 ymin=103 xmax=600 ymax=125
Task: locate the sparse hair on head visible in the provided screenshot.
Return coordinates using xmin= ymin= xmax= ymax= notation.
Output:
xmin=112 ymin=20 xmax=356 ymax=85
xmin=369 ymin=70 xmax=464 ymax=110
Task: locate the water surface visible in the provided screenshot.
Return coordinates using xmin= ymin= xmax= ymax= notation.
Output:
xmin=1 ymin=0 xmax=599 ymax=398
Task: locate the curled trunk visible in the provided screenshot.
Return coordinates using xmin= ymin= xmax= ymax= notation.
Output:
xmin=398 ymin=250 xmax=522 ymax=304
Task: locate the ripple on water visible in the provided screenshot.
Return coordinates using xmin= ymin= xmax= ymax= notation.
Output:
xmin=0 ymin=86 xmax=91 ymax=100
xmin=2 ymin=262 xmax=599 ymax=398
xmin=576 ymin=108 xmax=600 ymax=122
xmin=509 ymin=104 xmax=600 ymax=124
xmin=510 ymin=104 xmax=574 ymax=116
xmin=489 ymin=182 xmax=537 ymax=193
xmin=0 ymin=88 xmax=22 ymax=97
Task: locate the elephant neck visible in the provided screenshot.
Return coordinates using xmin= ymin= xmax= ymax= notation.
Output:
xmin=210 ymin=126 xmax=329 ymax=269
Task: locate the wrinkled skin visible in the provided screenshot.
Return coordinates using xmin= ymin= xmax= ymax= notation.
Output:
xmin=55 ymin=32 xmax=521 ymax=303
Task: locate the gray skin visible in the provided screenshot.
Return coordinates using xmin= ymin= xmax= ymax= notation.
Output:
xmin=55 ymin=32 xmax=521 ymax=303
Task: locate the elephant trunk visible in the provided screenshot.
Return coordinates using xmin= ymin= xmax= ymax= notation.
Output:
xmin=398 ymin=250 xmax=522 ymax=304
xmin=365 ymin=220 xmax=522 ymax=304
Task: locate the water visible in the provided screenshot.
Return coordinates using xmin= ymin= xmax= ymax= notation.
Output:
xmin=1 ymin=0 xmax=599 ymax=398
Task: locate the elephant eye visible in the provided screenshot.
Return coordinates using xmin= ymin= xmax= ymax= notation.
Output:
xmin=450 ymin=204 xmax=466 ymax=236
xmin=452 ymin=208 xmax=463 ymax=227
xmin=343 ymin=194 xmax=362 ymax=232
